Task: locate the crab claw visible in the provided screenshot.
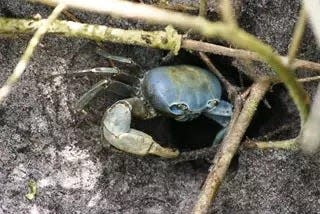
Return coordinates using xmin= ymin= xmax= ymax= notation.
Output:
xmin=101 ymin=100 xmax=179 ymax=158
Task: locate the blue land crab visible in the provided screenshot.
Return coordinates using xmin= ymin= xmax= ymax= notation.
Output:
xmin=77 ymin=63 xmax=233 ymax=158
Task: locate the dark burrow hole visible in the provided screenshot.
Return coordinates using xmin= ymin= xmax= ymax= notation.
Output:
xmin=246 ymin=85 xmax=299 ymax=140
xmin=133 ymin=116 xmax=222 ymax=151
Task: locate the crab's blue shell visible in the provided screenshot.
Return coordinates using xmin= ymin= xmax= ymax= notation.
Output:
xmin=142 ymin=65 xmax=222 ymax=121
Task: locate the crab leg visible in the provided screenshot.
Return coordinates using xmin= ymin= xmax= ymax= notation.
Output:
xmin=76 ymin=78 xmax=134 ymax=111
xmin=96 ymin=48 xmax=144 ymax=77
xmin=76 ymin=79 xmax=110 ymax=111
xmin=71 ymin=67 xmax=120 ymax=75
xmin=102 ymin=98 xmax=179 ymax=158
xmin=50 ymin=67 xmax=119 ymax=77
xmin=96 ymin=48 xmax=138 ymax=66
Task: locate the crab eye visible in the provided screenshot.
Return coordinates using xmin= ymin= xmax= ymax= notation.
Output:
xmin=177 ymin=103 xmax=188 ymax=110
xmin=207 ymin=99 xmax=219 ymax=109
xmin=169 ymin=103 xmax=189 ymax=115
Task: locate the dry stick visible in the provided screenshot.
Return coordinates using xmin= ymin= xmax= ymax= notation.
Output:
xmin=254 ymin=124 xmax=293 ymax=140
xmin=182 ymin=39 xmax=320 ymax=72
xmin=0 ymin=18 xmax=181 ymax=54
xmin=199 ymin=52 xmax=239 ymax=100
xmin=156 ymin=2 xmax=198 ymax=13
xmin=299 ymin=76 xmax=320 ymax=83
xmin=192 ymin=81 xmax=270 ymax=214
xmin=244 ymin=138 xmax=298 ymax=150
xmin=169 ymin=145 xmax=219 ymax=164
xmin=0 ymin=4 xmax=66 ymax=104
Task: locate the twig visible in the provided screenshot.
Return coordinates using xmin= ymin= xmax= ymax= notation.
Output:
xmin=0 ymin=18 xmax=181 ymax=54
xmin=298 ymin=76 xmax=320 ymax=83
xmin=29 ymin=0 xmax=309 ymax=123
xmin=293 ymin=59 xmax=320 ymax=72
xmin=156 ymin=0 xmax=198 ymax=13
xmin=36 ymin=0 xmax=79 ymax=21
xmin=181 ymin=39 xmax=320 ymax=73
xmin=192 ymin=81 xmax=270 ymax=214
xmin=244 ymin=138 xmax=298 ymax=150
xmin=198 ymin=52 xmax=239 ymax=100
xmin=182 ymin=39 xmax=258 ymax=60
xmin=287 ymin=5 xmax=307 ymax=65
xmin=0 ymin=4 xmax=66 ymax=104
xmin=256 ymin=124 xmax=293 ymax=140
xmin=272 ymin=75 xmax=320 ymax=85
xmin=168 ymin=146 xmax=218 ymax=164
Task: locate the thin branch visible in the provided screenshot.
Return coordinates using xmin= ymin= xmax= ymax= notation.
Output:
xmin=0 ymin=4 xmax=66 ymax=104
xmin=192 ymin=81 xmax=270 ymax=214
xmin=244 ymin=138 xmax=298 ymax=150
xmin=287 ymin=5 xmax=307 ymax=65
xmin=182 ymin=39 xmax=257 ymax=59
xmin=168 ymin=145 xmax=218 ymax=164
xmin=156 ymin=2 xmax=198 ymax=13
xmin=254 ymin=124 xmax=293 ymax=140
xmin=198 ymin=52 xmax=239 ymax=100
xmin=298 ymin=76 xmax=320 ymax=83
xmin=29 ymin=0 xmax=310 ymax=123
xmin=293 ymin=59 xmax=320 ymax=72
xmin=0 ymin=18 xmax=181 ymax=54
xmin=182 ymin=39 xmax=320 ymax=73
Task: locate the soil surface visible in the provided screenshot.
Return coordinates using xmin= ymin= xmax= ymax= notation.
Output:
xmin=1 ymin=0 xmax=320 ymax=213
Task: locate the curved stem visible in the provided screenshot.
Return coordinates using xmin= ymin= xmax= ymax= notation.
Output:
xmin=287 ymin=5 xmax=307 ymax=65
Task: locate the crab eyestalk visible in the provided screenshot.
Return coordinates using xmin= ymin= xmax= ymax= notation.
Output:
xmin=204 ymin=100 xmax=233 ymax=127
xmin=204 ymin=100 xmax=233 ymax=144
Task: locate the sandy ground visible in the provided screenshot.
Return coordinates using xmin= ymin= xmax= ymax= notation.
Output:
xmin=1 ymin=0 xmax=320 ymax=213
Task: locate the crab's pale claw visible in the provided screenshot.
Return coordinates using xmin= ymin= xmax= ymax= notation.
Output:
xmin=102 ymin=100 xmax=179 ymax=158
